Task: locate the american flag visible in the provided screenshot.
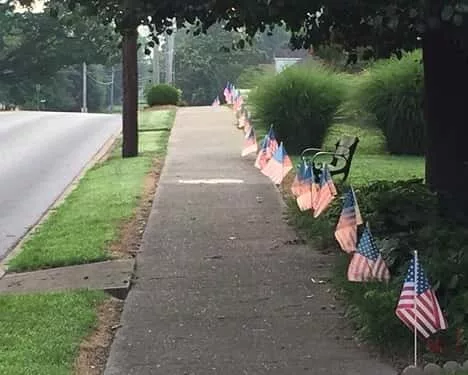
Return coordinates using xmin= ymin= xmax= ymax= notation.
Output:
xmin=313 ymin=165 xmax=337 ymax=218
xmin=347 ymin=225 xmax=390 ymax=282
xmin=243 ymin=116 xmax=252 ymax=135
xmin=223 ymin=82 xmax=233 ymax=104
xmin=395 ymin=255 xmax=447 ymax=338
xmin=296 ymin=164 xmax=320 ymax=212
xmin=334 ymin=187 xmax=363 ymax=253
xmin=211 ymin=96 xmax=220 ymax=106
xmin=254 ymin=127 xmax=277 ymax=170
xmin=238 ymin=111 xmax=246 ymax=129
xmin=241 ymin=127 xmax=258 ymax=157
xmin=261 ymin=142 xmax=293 ymax=185
xmin=291 ymin=160 xmax=308 ymax=197
xmin=234 ymin=94 xmax=244 ymax=113
xmin=232 ymin=88 xmax=240 ymax=108
xmin=254 ymin=134 xmax=270 ymax=170
xmin=265 ymin=126 xmax=278 ymax=159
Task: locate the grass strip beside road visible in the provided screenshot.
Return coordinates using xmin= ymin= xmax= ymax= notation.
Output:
xmin=7 ymin=110 xmax=175 ymax=272
xmin=0 ymin=291 xmax=105 ymax=375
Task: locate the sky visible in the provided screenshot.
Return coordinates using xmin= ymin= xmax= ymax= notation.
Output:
xmin=12 ymin=0 xmax=44 ymax=13
xmin=10 ymin=0 xmax=159 ymax=45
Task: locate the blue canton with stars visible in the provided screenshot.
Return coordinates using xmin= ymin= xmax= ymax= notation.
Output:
xmin=296 ymin=160 xmax=307 ymax=181
xmin=302 ymin=164 xmax=314 ymax=183
xmin=357 ymin=227 xmax=380 ymax=261
xmin=273 ymin=143 xmax=286 ymax=162
xmin=319 ymin=165 xmax=331 ymax=186
xmin=260 ymin=134 xmax=269 ymax=150
xmin=342 ymin=188 xmax=355 ymax=210
xmin=267 ymin=126 xmax=276 ymax=141
xmin=404 ymin=257 xmax=431 ymax=295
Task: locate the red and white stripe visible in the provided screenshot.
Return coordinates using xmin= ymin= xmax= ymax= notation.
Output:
xmin=261 ymin=156 xmax=293 ymax=185
xmin=347 ymin=253 xmax=389 ymax=282
xmin=266 ymin=139 xmax=278 ymax=159
xmin=396 ymin=284 xmax=447 ymax=338
xmin=241 ymin=138 xmax=258 ymax=157
xmin=254 ymin=149 xmax=269 ymax=170
xmin=291 ymin=176 xmax=308 ymax=197
xmin=313 ymin=180 xmax=337 ymax=218
xmin=335 ymin=226 xmax=358 ymax=254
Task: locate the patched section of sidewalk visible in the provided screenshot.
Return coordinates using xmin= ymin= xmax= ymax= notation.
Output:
xmin=0 ymin=259 xmax=134 ymax=299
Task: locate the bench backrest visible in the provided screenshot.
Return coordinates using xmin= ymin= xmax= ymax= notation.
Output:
xmin=333 ymin=135 xmax=359 ymax=164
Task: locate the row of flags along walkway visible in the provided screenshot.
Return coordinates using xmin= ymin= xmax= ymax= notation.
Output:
xmin=216 ymin=82 xmax=448 ymax=355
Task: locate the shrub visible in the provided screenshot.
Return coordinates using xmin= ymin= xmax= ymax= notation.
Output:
xmin=236 ymin=65 xmax=274 ymax=89
xmin=146 ymin=84 xmax=180 ymax=106
xmin=289 ymin=179 xmax=468 ymax=359
xmin=355 ymin=50 xmax=425 ymax=155
xmin=249 ymin=63 xmax=349 ymax=154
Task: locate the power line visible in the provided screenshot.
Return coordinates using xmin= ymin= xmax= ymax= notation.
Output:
xmin=86 ymin=72 xmax=113 ymax=86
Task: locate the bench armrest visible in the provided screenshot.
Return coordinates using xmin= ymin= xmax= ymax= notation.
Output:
xmin=311 ymin=152 xmax=347 ymax=164
xmin=300 ymin=147 xmax=324 ymax=157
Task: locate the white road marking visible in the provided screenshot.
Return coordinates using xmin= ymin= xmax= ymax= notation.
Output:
xmin=178 ymin=179 xmax=245 ymax=184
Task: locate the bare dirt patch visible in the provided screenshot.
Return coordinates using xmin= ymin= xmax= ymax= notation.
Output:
xmin=75 ymin=156 xmax=165 ymax=375
xmin=74 ymin=298 xmax=124 ymax=375
xmin=108 ymin=158 xmax=163 ymax=259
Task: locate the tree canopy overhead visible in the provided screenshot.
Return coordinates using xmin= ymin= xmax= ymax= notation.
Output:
xmin=13 ymin=1 xmax=467 ymax=58
xmin=0 ymin=2 xmax=119 ymax=109
xmin=12 ymin=0 xmax=468 ymax=218
xmin=1 ymin=2 xmax=118 ymax=84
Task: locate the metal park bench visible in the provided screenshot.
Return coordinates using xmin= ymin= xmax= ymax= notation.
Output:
xmin=300 ymin=135 xmax=359 ymax=182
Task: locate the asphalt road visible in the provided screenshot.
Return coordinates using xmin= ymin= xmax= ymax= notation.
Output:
xmin=0 ymin=111 xmax=121 ymax=260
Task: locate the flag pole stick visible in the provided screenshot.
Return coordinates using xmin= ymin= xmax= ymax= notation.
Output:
xmin=413 ymin=250 xmax=418 ymax=367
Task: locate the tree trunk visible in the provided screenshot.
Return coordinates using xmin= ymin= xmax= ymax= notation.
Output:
xmin=423 ymin=24 xmax=468 ymax=221
xmin=122 ymin=28 xmax=138 ymax=158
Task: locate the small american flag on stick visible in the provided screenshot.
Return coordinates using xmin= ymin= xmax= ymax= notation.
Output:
xmin=296 ymin=165 xmax=319 ymax=212
xmin=291 ymin=160 xmax=308 ymax=197
xmin=241 ymin=127 xmax=258 ymax=157
xmin=254 ymin=127 xmax=277 ymax=170
xmin=334 ymin=187 xmax=363 ymax=253
xmin=212 ymin=96 xmax=220 ymax=106
xmin=396 ymin=254 xmax=447 ymax=338
xmin=313 ymin=165 xmax=337 ymax=218
xmin=261 ymin=142 xmax=293 ymax=185
xmin=347 ymin=225 xmax=390 ymax=282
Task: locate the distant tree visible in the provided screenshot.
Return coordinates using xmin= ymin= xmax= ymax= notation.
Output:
xmin=15 ymin=0 xmax=468 ymax=218
xmin=0 ymin=2 xmax=119 ymax=110
xmin=174 ymin=23 xmax=268 ymax=105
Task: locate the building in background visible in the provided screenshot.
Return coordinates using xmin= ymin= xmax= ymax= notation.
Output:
xmin=273 ymin=47 xmax=315 ymax=73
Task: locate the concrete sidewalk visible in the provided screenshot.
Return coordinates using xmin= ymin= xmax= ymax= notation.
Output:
xmin=104 ymin=107 xmax=397 ymax=375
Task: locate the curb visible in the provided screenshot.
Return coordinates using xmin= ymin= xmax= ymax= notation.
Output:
xmin=0 ymin=128 xmax=121 ymax=277
xmin=402 ymin=360 xmax=468 ymax=374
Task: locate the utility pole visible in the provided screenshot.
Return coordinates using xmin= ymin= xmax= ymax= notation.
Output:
xmin=152 ymin=43 xmax=160 ymax=85
xmin=121 ymin=0 xmax=138 ymax=157
xmin=82 ymin=62 xmax=88 ymax=113
xmin=165 ymin=18 xmax=176 ymax=84
xmin=110 ymin=66 xmax=115 ymax=112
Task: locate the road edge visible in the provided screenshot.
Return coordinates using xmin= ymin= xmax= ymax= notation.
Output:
xmin=0 ymin=128 xmax=122 ymax=277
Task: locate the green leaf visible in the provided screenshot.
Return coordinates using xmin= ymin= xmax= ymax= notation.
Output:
xmin=448 ymin=274 xmax=459 ymax=289
xmin=441 ymin=5 xmax=455 ymax=21
xmin=453 ymin=14 xmax=464 ymax=26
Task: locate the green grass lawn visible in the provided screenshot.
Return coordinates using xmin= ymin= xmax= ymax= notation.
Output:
xmin=138 ymin=109 xmax=174 ymax=131
xmin=252 ymin=111 xmax=425 ymax=185
xmin=294 ymin=120 xmax=425 ymax=185
xmin=8 ymin=110 xmax=175 ymax=272
xmin=0 ymin=291 xmax=105 ymax=375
